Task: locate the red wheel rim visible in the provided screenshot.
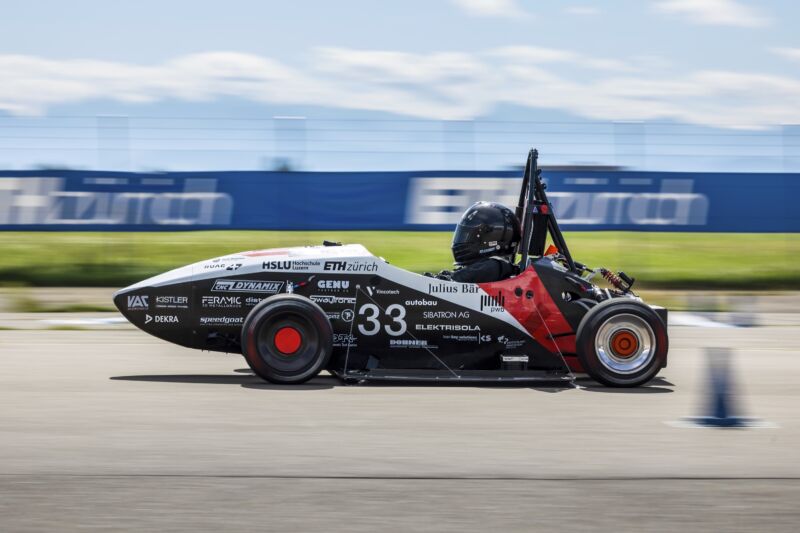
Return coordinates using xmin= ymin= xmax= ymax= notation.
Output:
xmin=274 ymin=326 xmax=302 ymax=355
xmin=610 ymin=330 xmax=638 ymax=358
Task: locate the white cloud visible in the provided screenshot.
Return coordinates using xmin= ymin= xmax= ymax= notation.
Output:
xmin=449 ymin=0 xmax=526 ymax=18
xmin=654 ymin=0 xmax=769 ymax=28
xmin=565 ymin=6 xmax=600 ymax=16
xmin=770 ymin=47 xmax=800 ymax=62
xmin=0 ymin=47 xmax=798 ymax=129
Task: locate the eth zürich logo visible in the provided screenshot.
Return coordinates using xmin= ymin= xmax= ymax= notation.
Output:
xmin=405 ymin=177 xmax=709 ymax=227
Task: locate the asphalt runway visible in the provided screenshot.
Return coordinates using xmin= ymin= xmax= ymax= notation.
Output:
xmin=1 ymin=323 xmax=799 ymax=531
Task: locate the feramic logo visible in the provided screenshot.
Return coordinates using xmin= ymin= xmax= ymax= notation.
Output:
xmin=211 ymin=279 xmax=283 ymax=293
xmin=202 ymin=295 xmax=241 ymax=308
xmin=127 ymin=295 xmax=149 ymax=310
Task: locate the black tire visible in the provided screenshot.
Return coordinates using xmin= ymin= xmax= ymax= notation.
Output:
xmin=241 ymin=294 xmax=333 ymax=384
xmin=575 ymin=298 xmax=668 ymax=387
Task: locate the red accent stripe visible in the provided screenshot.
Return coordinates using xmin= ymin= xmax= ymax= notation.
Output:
xmin=479 ymin=267 xmax=575 ymax=355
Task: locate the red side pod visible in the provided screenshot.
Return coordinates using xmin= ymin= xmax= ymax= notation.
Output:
xmin=479 ymin=266 xmax=577 ymax=357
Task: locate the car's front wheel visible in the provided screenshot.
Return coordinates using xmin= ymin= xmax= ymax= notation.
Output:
xmin=575 ymin=299 xmax=668 ymax=387
xmin=241 ymin=294 xmax=333 ymax=384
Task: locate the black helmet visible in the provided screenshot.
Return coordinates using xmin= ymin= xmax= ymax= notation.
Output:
xmin=452 ymin=202 xmax=521 ymax=265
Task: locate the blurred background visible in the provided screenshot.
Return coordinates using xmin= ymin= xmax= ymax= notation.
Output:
xmin=2 ymin=2 xmax=800 ymax=531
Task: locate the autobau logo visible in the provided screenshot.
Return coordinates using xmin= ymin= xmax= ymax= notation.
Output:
xmin=211 ymin=279 xmax=283 ymax=293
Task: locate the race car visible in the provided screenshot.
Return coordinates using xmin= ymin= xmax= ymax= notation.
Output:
xmin=114 ymin=150 xmax=668 ymax=387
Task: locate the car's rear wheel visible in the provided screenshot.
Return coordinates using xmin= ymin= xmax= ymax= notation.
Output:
xmin=241 ymin=294 xmax=333 ymax=384
xmin=575 ymin=299 xmax=668 ymax=387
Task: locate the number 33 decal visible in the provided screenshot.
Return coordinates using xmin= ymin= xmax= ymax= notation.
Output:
xmin=357 ymin=303 xmax=407 ymax=336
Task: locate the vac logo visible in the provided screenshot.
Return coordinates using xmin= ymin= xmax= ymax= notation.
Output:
xmin=127 ymin=295 xmax=149 ymax=310
xmin=211 ymin=279 xmax=283 ymax=293
xmin=480 ymin=292 xmax=505 ymax=312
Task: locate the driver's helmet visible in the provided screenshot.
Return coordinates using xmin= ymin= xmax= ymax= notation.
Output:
xmin=451 ymin=201 xmax=521 ymax=265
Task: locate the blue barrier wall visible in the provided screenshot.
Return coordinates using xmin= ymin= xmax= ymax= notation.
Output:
xmin=0 ymin=169 xmax=796 ymax=232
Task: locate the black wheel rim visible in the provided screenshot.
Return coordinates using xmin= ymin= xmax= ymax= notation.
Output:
xmin=255 ymin=311 xmax=321 ymax=376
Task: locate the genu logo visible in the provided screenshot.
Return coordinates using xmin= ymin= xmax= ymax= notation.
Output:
xmin=127 ymin=295 xmax=149 ymax=310
xmin=317 ymin=279 xmax=350 ymax=291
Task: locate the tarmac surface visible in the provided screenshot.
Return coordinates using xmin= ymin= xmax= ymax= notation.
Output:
xmin=1 ymin=320 xmax=799 ymax=531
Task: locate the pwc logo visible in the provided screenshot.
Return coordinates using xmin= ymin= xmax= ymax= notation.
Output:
xmin=127 ymin=295 xmax=149 ymax=310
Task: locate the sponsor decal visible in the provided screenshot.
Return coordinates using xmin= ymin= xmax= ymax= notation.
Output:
xmin=428 ymin=283 xmax=458 ymax=295
xmin=480 ymin=291 xmax=506 ymax=312
xmin=201 ymin=295 xmax=242 ymax=308
xmin=203 ymin=262 xmax=243 ymax=271
xmin=423 ymin=310 xmax=469 ymax=319
xmin=461 ymin=284 xmax=479 ymax=293
xmin=442 ymin=334 xmax=478 ymax=343
xmin=245 ymin=296 xmax=264 ymax=306
xmin=211 ymin=279 xmax=283 ymax=293
xmin=323 ymin=261 xmax=378 ymax=272
xmin=127 ymin=295 xmax=149 ymax=310
xmin=262 ymin=260 xmax=320 ymax=271
xmin=200 ymin=316 xmax=244 ymax=326
xmin=502 ymin=355 xmax=529 ymax=363
xmin=498 ymin=335 xmax=526 ymax=349
xmin=415 ymin=324 xmax=480 ymax=332
xmin=145 ymin=314 xmax=178 ymax=324
xmin=405 ymin=298 xmax=438 ymax=307
xmin=155 ymin=295 xmax=188 ymax=309
xmin=324 ymin=307 xmax=355 ymax=322
xmin=310 ymin=295 xmax=356 ymax=305
xmin=316 ymin=279 xmax=351 ymax=291
xmin=332 ymin=333 xmax=357 ymax=347
xmin=375 ymin=288 xmax=400 ymax=295
xmin=262 ymin=260 xmax=292 ymax=270
xmin=389 ymin=339 xmax=437 ymax=349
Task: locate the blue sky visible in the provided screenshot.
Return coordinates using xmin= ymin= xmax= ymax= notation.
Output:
xmin=1 ymin=0 xmax=799 ymax=171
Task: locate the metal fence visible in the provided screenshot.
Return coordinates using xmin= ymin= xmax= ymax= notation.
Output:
xmin=1 ymin=115 xmax=800 ymax=173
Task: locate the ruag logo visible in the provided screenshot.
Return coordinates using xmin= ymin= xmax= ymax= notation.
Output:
xmin=127 ymin=295 xmax=149 ymax=310
xmin=201 ymin=295 xmax=241 ymax=308
xmin=480 ymin=291 xmax=505 ymax=313
xmin=211 ymin=279 xmax=283 ymax=293
xmin=317 ymin=279 xmax=350 ymax=291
